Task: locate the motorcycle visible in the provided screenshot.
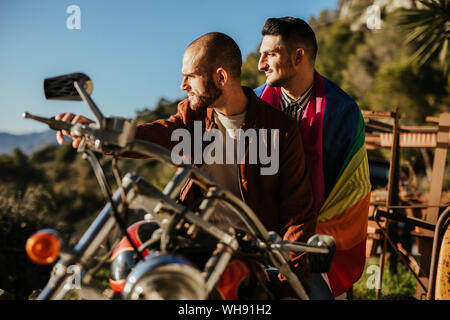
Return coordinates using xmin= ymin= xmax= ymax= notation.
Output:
xmin=23 ymin=73 xmax=336 ymax=300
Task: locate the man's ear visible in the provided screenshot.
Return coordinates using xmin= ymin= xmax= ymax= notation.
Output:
xmin=216 ymin=67 xmax=228 ymax=86
xmin=294 ymin=48 xmax=306 ymax=66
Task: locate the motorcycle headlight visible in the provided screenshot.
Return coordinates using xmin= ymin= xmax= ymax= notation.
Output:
xmin=122 ymin=253 xmax=207 ymax=300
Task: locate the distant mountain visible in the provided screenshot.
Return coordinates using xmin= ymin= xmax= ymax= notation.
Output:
xmin=0 ymin=130 xmax=58 ymax=155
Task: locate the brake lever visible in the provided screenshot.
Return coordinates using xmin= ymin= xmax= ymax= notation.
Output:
xmin=23 ymin=112 xmax=73 ymax=132
xmin=23 ymin=111 xmax=136 ymax=153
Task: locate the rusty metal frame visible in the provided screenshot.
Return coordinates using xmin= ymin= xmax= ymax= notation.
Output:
xmin=363 ymin=110 xmax=450 ymax=300
xmin=373 ymin=207 xmax=428 ymax=293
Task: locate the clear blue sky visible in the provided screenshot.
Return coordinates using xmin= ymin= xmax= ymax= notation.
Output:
xmin=0 ymin=0 xmax=337 ymax=134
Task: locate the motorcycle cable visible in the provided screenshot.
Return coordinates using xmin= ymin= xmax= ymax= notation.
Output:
xmin=160 ymin=206 xmax=190 ymax=253
xmin=83 ymin=150 xmax=145 ymax=262
xmin=190 ymin=194 xmax=262 ymax=240
xmin=110 ymin=157 xmax=131 ymax=247
xmin=111 ymin=157 xmax=128 ymax=219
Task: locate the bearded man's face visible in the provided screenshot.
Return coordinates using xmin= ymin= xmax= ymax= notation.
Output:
xmin=181 ymin=49 xmax=222 ymax=110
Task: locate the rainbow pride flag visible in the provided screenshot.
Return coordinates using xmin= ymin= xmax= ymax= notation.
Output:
xmin=255 ymin=71 xmax=371 ymax=297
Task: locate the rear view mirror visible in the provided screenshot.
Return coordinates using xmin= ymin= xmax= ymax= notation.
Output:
xmin=44 ymin=73 xmax=93 ymax=101
xmin=307 ymin=234 xmax=336 ymax=273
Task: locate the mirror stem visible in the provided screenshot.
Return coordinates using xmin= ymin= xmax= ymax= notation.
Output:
xmin=74 ymin=81 xmax=105 ymax=128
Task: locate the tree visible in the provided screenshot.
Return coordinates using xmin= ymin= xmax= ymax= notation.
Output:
xmin=136 ymin=98 xmax=180 ymax=124
xmin=241 ymin=50 xmax=266 ymax=88
xmin=315 ymin=21 xmax=365 ymax=86
xmin=368 ymin=59 xmax=447 ymax=124
xmin=398 ymin=0 xmax=450 ymax=77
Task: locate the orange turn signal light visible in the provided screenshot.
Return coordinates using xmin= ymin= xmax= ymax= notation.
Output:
xmin=25 ymin=229 xmax=60 ymax=265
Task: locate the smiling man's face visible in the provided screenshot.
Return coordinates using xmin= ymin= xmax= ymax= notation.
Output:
xmin=258 ymin=35 xmax=296 ymax=87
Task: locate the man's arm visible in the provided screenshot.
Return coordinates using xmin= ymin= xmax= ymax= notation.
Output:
xmin=124 ymin=110 xmax=187 ymax=159
xmin=55 ymin=101 xmax=189 ymax=157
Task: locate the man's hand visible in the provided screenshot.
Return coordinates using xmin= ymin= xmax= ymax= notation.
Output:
xmin=55 ymin=113 xmax=94 ymax=149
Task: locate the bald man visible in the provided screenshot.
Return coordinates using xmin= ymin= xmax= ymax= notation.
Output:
xmin=55 ymin=32 xmax=316 ymax=299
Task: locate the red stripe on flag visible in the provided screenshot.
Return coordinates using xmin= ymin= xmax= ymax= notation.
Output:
xmin=327 ymin=238 xmax=367 ymax=297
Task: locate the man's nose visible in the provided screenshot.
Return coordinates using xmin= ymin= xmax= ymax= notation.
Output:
xmin=258 ymin=56 xmax=268 ymax=72
xmin=180 ymin=77 xmax=189 ymax=91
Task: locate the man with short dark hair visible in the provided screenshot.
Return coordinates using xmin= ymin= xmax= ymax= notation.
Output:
xmin=56 ymin=32 xmax=317 ymax=299
xmin=255 ymin=17 xmax=371 ymax=299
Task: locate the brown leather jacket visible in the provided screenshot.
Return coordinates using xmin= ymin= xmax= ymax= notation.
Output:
xmin=131 ymin=87 xmax=317 ymax=287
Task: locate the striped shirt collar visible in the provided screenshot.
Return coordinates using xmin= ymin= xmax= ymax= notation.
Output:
xmin=280 ymin=85 xmax=314 ymax=120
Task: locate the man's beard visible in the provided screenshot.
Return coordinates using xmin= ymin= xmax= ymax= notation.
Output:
xmin=190 ymin=78 xmax=222 ymax=111
xmin=266 ymin=76 xmax=286 ymax=88
xmin=265 ymin=60 xmax=295 ymax=88
xmin=266 ymin=71 xmax=296 ymax=88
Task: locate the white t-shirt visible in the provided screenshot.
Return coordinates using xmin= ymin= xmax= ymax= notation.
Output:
xmin=199 ymin=109 xmax=248 ymax=233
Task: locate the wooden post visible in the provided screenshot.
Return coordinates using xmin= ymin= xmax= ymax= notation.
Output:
xmin=416 ymin=112 xmax=450 ymax=299
xmin=426 ymin=112 xmax=450 ymax=234
xmin=376 ymin=226 xmax=388 ymax=300
xmin=387 ymin=109 xmax=401 ymax=207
